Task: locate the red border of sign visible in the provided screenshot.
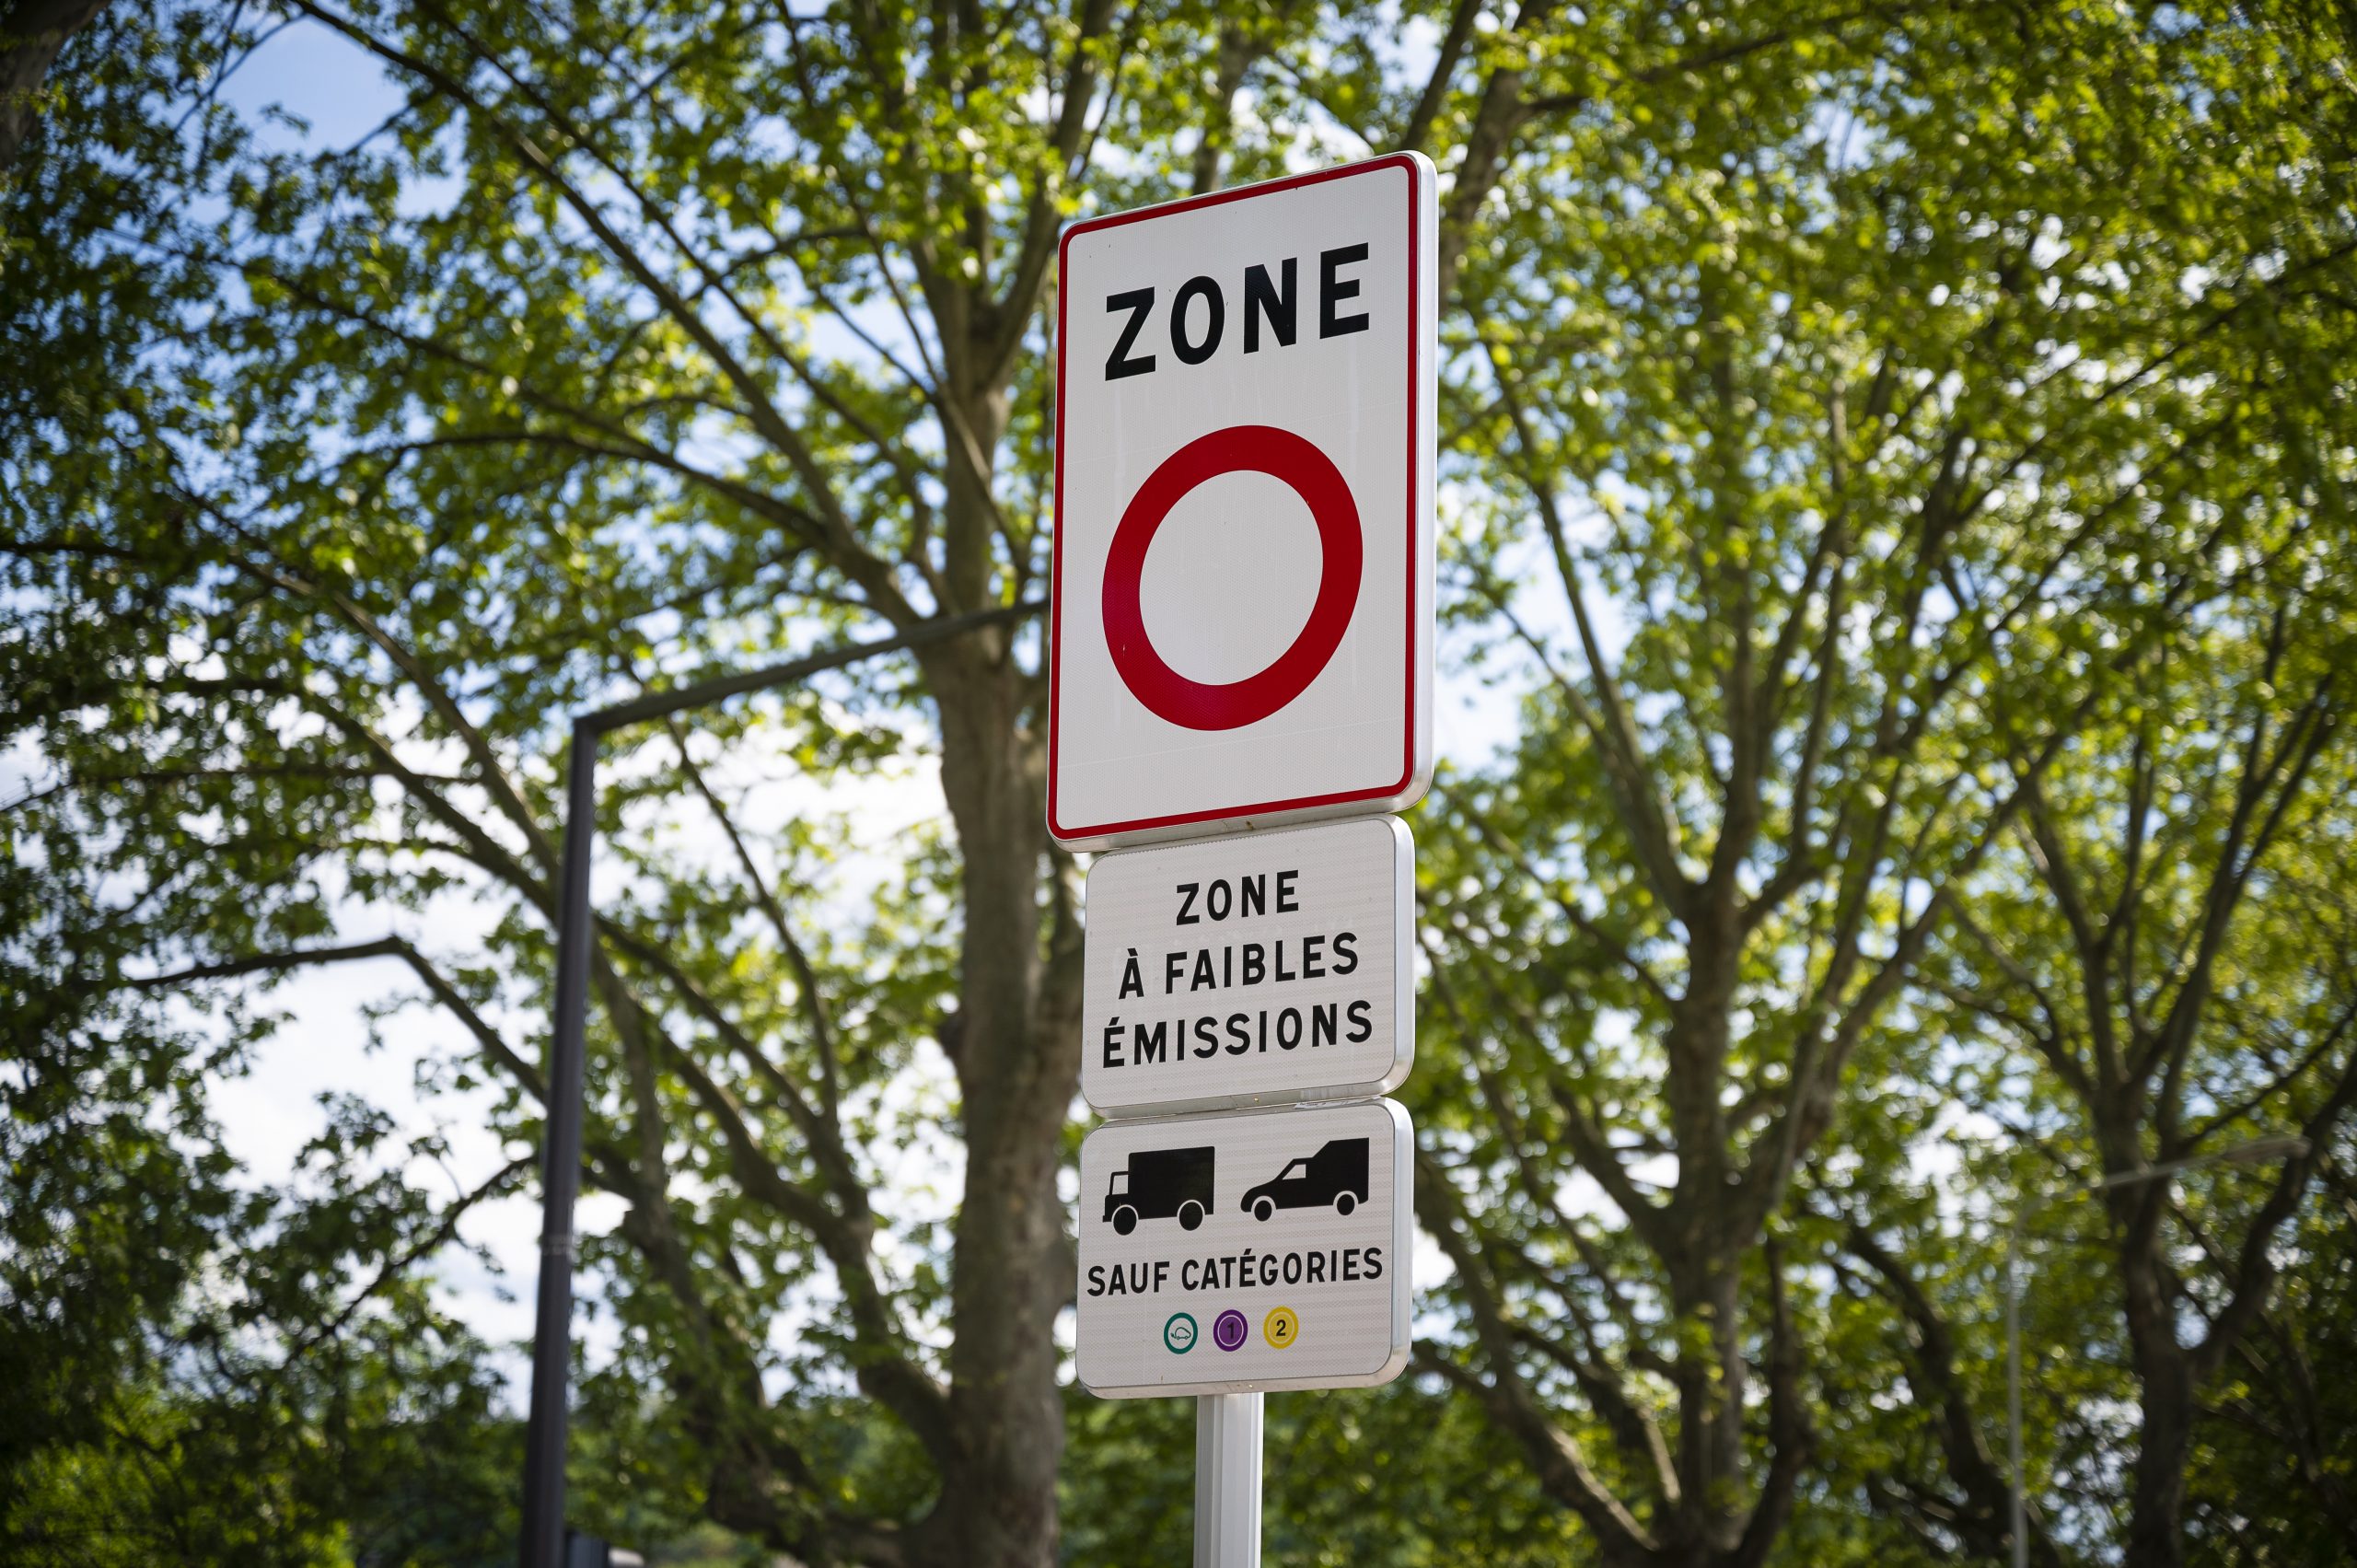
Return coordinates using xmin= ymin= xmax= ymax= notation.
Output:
xmin=1047 ymin=154 xmax=1425 ymax=845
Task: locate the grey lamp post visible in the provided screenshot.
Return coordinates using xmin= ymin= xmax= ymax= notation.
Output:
xmin=517 ymin=602 xmax=1039 ymax=1568
xmin=2002 ymin=1132 xmax=2309 ymax=1568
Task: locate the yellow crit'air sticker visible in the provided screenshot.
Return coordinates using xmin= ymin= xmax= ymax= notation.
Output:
xmin=1263 ymin=1306 xmax=1300 ymax=1349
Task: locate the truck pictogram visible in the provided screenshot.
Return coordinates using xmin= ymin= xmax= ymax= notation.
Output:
xmin=1241 ymin=1138 xmax=1368 ymax=1222
xmin=1103 ymin=1144 xmax=1214 ymax=1235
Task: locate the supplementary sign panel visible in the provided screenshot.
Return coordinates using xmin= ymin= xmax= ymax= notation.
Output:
xmin=1050 ymin=154 xmax=1438 ymax=849
xmin=1076 ymin=1098 xmax=1411 ymax=1398
xmin=1082 ymin=816 xmax=1412 ymax=1119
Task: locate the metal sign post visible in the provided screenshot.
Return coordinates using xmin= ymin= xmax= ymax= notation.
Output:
xmin=1051 ymin=153 xmax=1438 ymax=1562
xmin=1195 ymin=1393 xmax=1263 ymax=1568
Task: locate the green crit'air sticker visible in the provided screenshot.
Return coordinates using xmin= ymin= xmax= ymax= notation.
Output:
xmin=1163 ymin=1312 xmax=1199 ymax=1354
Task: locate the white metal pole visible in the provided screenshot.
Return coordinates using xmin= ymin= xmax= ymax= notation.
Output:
xmin=1194 ymin=1392 xmax=1263 ymax=1568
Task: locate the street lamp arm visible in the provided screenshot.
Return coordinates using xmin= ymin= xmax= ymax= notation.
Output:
xmin=583 ymin=598 xmax=1045 ymax=735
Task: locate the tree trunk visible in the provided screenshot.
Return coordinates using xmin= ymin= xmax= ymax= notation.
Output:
xmin=2123 ymin=1248 xmax=2193 ymax=1568
xmin=2125 ymin=1345 xmax=2195 ymax=1566
xmin=0 ymin=0 xmax=106 ymax=168
xmin=1663 ymin=914 xmax=1749 ymax=1562
xmin=917 ymin=630 xmax=1074 ymax=1568
xmin=1660 ymin=1256 xmax=1747 ymax=1563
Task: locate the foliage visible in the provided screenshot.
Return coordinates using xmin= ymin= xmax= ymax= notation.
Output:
xmin=2183 ymin=1128 xmax=2357 ymax=1564
xmin=0 ymin=993 xmax=524 ymax=1567
xmin=6 ymin=2 xmax=2357 ymax=1566
xmin=1401 ymin=0 xmax=2357 ymax=1561
xmin=1059 ymin=1378 xmax=1585 ymax=1566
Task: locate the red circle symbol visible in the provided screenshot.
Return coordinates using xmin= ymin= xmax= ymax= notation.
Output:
xmin=1101 ymin=425 xmax=1363 ymax=731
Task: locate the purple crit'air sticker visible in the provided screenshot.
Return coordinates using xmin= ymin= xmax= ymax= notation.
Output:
xmin=1212 ymin=1309 xmax=1248 ymax=1352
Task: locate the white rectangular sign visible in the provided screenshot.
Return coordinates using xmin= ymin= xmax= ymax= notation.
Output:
xmin=1049 ymin=155 xmax=1438 ymax=849
xmin=1082 ymin=817 xmax=1412 ymax=1119
xmin=1076 ymin=1098 xmax=1411 ymax=1398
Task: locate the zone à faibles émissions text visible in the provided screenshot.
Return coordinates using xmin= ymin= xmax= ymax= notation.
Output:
xmin=1097 ymin=871 xmax=1377 ymax=1072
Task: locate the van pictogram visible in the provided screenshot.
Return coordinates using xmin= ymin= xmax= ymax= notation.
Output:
xmin=1241 ymin=1138 xmax=1369 ymax=1222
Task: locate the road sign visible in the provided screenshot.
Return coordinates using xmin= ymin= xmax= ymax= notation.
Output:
xmin=1049 ymin=153 xmax=1438 ymax=850
xmin=1082 ymin=816 xmax=1413 ymax=1119
xmin=1076 ymin=1098 xmax=1411 ymax=1398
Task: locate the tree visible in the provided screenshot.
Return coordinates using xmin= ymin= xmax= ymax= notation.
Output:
xmin=1896 ymin=533 xmax=2357 ymax=1562
xmin=1834 ymin=8 xmax=2357 ymax=1559
xmin=1403 ymin=1 xmax=2357 ymax=1562
xmin=10 ymin=2 xmax=2357 ymax=1564
xmin=2183 ymin=1123 xmax=2357 ymax=1564
xmin=0 ymin=951 xmax=526 ymax=1568
xmin=3 ymin=2 xmax=1532 ymax=1561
